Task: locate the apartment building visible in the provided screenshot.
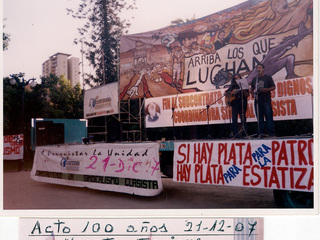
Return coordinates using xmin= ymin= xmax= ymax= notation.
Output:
xmin=42 ymin=52 xmax=80 ymax=87
xmin=67 ymin=57 xmax=80 ymax=87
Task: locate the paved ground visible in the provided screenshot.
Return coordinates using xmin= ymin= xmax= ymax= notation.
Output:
xmin=3 ymin=170 xmax=277 ymax=210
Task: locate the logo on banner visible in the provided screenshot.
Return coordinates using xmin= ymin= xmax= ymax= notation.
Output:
xmin=60 ymin=158 xmax=80 ymax=171
xmin=4 ymin=134 xmax=24 ymax=146
xmin=89 ymin=96 xmax=112 ymax=111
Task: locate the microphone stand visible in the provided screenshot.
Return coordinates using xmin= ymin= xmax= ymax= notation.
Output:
xmin=139 ymin=97 xmax=147 ymax=141
xmin=249 ymin=77 xmax=267 ymax=138
xmin=200 ymin=92 xmax=228 ymax=138
xmin=233 ymin=82 xmax=249 ymax=139
xmin=171 ymin=90 xmax=179 ymax=140
xmin=200 ymin=92 xmax=227 ymax=124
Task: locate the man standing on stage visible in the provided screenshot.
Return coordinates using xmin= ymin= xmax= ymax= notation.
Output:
xmin=225 ymin=74 xmax=249 ymax=138
xmin=250 ymin=64 xmax=276 ymax=137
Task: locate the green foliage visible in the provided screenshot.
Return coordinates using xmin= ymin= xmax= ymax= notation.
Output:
xmin=3 ymin=32 xmax=10 ymax=51
xmin=3 ymin=77 xmax=23 ymax=134
xmin=3 ymin=75 xmax=84 ymax=135
xmin=49 ymin=76 xmax=84 ymax=118
xmin=67 ymin=0 xmax=136 ymax=87
xmin=3 ymin=20 xmax=10 ymax=51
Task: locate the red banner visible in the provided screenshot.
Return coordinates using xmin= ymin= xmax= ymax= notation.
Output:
xmin=174 ymin=138 xmax=313 ymax=192
xmin=3 ymin=134 xmax=24 ymax=160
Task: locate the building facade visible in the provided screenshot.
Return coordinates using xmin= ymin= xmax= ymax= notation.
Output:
xmin=67 ymin=57 xmax=80 ymax=87
xmin=42 ymin=52 xmax=80 ymax=87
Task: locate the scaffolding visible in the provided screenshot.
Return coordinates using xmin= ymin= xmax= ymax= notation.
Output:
xmin=119 ymin=98 xmax=144 ymax=142
xmin=86 ymin=97 xmax=144 ymax=143
xmin=86 ymin=37 xmax=146 ymax=143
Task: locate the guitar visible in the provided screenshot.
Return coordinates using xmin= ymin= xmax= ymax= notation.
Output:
xmin=225 ymin=89 xmax=240 ymax=106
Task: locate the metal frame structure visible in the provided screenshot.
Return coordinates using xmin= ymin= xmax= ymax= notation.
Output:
xmin=119 ymin=98 xmax=144 ymax=142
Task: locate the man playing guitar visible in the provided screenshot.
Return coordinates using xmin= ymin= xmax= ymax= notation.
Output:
xmin=225 ymin=74 xmax=249 ymax=138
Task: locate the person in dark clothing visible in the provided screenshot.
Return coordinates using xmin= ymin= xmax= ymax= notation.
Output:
xmin=225 ymin=74 xmax=249 ymax=138
xmin=250 ymin=64 xmax=276 ymax=137
xmin=214 ymin=30 xmax=233 ymax=50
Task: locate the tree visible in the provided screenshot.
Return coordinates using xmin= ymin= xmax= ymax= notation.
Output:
xmin=3 ymin=74 xmax=84 ymax=164
xmin=67 ymin=0 xmax=136 ymax=87
xmin=49 ymin=75 xmax=84 ymax=118
xmin=3 ymin=19 xmax=10 ymax=51
xmin=3 ymin=74 xmax=84 ymax=135
xmin=24 ymin=74 xmax=59 ymax=120
xmin=3 ymin=77 xmax=22 ymax=134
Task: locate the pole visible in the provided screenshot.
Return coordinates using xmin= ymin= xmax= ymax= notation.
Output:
xmin=9 ymin=73 xmax=37 ymax=171
xmin=19 ymin=84 xmax=25 ymax=171
xmin=81 ymin=40 xmax=85 ymax=90
xmin=233 ymin=82 xmax=249 ymax=139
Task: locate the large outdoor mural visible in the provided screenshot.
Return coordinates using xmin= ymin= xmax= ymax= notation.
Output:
xmin=119 ymin=0 xmax=313 ymax=100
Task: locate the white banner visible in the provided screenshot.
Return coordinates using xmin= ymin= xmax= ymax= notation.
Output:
xmin=145 ymin=76 xmax=313 ymax=128
xmin=3 ymin=134 xmax=24 ymax=160
xmin=173 ymin=138 xmax=313 ymax=192
xmin=31 ymin=143 xmax=162 ymax=196
xmin=84 ymin=82 xmax=119 ymax=119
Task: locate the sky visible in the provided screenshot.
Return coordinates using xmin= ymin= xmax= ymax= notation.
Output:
xmin=2 ymin=0 xmax=247 ymax=83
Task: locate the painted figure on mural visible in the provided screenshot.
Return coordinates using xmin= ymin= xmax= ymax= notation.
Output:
xmin=120 ymin=59 xmax=153 ymax=99
xmin=169 ymin=43 xmax=184 ymax=88
xmin=201 ymin=34 xmax=216 ymax=55
xmin=246 ymin=21 xmax=313 ymax=84
xmin=177 ymin=30 xmax=199 ymax=56
xmin=161 ymin=32 xmax=178 ymax=48
xmin=185 ymin=41 xmax=205 ymax=57
xmin=119 ymin=0 xmax=313 ymax=99
xmin=250 ymin=63 xmax=276 ymax=138
xmin=232 ymin=0 xmax=313 ymax=42
xmin=214 ymin=29 xmax=234 ymax=50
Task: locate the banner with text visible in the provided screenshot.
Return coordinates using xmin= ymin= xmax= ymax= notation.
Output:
xmin=145 ymin=76 xmax=313 ymax=128
xmin=119 ymin=0 xmax=313 ymax=100
xmin=31 ymin=143 xmax=162 ymax=196
xmin=174 ymin=138 xmax=313 ymax=192
xmin=84 ymin=82 xmax=119 ymax=119
xmin=3 ymin=134 xmax=24 ymax=160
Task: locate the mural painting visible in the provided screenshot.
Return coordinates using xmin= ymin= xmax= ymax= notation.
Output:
xmin=119 ymin=0 xmax=313 ymax=100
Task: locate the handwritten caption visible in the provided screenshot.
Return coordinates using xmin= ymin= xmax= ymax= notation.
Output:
xmin=20 ymin=218 xmax=263 ymax=240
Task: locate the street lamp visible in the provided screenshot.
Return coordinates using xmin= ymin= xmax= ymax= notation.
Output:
xmin=9 ymin=72 xmax=37 ymax=170
xmin=9 ymin=72 xmax=37 ymax=88
xmin=9 ymin=73 xmax=37 ymax=130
